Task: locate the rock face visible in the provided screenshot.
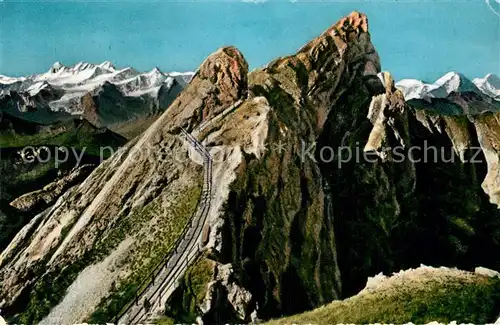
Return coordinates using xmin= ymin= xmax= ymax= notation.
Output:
xmin=0 ymin=42 xmax=251 ymax=324
xmin=166 ymin=47 xmax=249 ymax=131
xmin=9 ymin=164 xmax=96 ymax=214
xmin=1 ymin=10 xmax=499 ymax=325
xmin=215 ymin=11 xmax=381 ymax=317
xmin=319 ymin=70 xmax=500 ymax=299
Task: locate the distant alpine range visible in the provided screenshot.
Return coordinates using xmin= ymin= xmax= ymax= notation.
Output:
xmin=395 ymin=72 xmax=500 ymax=116
xmin=1 ymin=61 xmax=498 ymax=128
xmin=397 ymin=72 xmax=499 ymax=101
xmin=0 ymin=61 xmax=194 ymax=126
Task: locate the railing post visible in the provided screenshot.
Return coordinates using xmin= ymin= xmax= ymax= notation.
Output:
xmin=121 ymin=128 xmax=214 ymax=319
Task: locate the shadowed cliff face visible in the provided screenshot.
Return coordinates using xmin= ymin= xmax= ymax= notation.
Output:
xmin=323 ymin=72 xmax=500 ymax=298
xmin=217 ymin=11 xmax=382 ymax=318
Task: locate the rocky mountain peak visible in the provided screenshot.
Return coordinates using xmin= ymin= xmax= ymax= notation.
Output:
xmin=430 ymin=71 xmax=479 ymax=96
xmin=197 ymin=46 xmax=249 ymax=104
xmin=296 ymin=11 xmax=373 ymax=59
xmin=485 ymin=73 xmax=500 ymax=84
xmin=365 ymin=71 xmax=408 ymax=156
xmin=150 ymin=67 xmax=162 ymax=74
xmin=98 ymin=61 xmax=116 ymax=71
xmin=297 ymin=11 xmax=369 ymax=55
xmin=49 ymin=61 xmax=65 ymax=73
xmin=333 ymin=11 xmax=369 ymax=36
xmin=473 ymin=73 xmax=500 ymax=100
xmin=249 ymin=11 xmax=381 ymax=135
xmin=167 ymin=46 xmax=249 ymax=130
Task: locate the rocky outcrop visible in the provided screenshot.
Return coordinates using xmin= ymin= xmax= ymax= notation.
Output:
xmin=166 ymin=46 xmax=249 ymax=131
xmin=9 ymin=164 xmax=96 ymax=214
xmin=165 ymin=258 xmax=255 ymax=323
xmin=364 ymin=73 xmax=409 ymax=159
xmin=473 ymin=112 xmax=500 ymax=205
xmin=199 ymin=263 xmax=254 ymax=321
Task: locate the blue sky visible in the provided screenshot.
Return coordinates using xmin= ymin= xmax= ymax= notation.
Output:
xmin=0 ymin=0 xmax=498 ymax=82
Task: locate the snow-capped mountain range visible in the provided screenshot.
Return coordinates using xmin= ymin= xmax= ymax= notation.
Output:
xmin=394 ymin=72 xmax=500 ymax=116
xmin=0 ymin=61 xmax=194 ymax=124
xmin=1 ymin=63 xmax=498 ymax=126
xmin=396 ymin=72 xmax=500 ymax=102
xmin=473 ymin=74 xmax=500 ymax=101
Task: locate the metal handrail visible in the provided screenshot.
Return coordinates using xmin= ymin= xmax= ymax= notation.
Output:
xmin=114 ymin=129 xmax=213 ymax=324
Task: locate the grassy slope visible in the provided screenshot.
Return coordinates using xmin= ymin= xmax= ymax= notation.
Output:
xmin=163 ymin=257 xmax=216 ymax=323
xmin=109 ymin=114 xmax=162 ymax=140
xmin=0 ymin=119 xmax=126 ymax=157
xmin=17 ymin=182 xmax=202 ymax=324
xmin=265 ymin=269 xmax=500 ymax=324
xmin=0 ymin=118 xmax=127 ymax=250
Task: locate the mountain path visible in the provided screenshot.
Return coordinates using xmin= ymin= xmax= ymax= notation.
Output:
xmin=117 ymin=128 xmax=212 ymax=324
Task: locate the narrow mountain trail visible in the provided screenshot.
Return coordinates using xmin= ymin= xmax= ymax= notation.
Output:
xmin=117 ymin=128 xmax=213 ymax=324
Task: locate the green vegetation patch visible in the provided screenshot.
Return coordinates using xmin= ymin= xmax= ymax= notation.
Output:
xmin=89 ymin=182 xmax=203 ymax=322
xmin=164 ymin=257 xmax=215 ymax=323
xmin=185 ymin=257 xmax=216 ymax=305
xmin=16 ymin=179 xmax=202 ymax=324
xmin=0 ymin=120 xmax=126 ymax=157
xmin=265 ymin=275 xmax=500 ymax=324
